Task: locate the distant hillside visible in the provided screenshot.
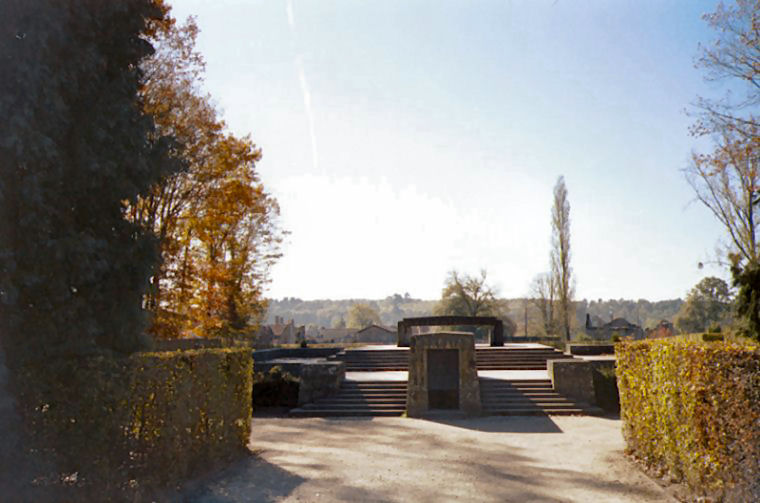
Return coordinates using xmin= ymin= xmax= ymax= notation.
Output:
xmin=265 ymin=296 xmax=684 ymax=333
xmin=265 ymin=295 xmax=437 ymax=328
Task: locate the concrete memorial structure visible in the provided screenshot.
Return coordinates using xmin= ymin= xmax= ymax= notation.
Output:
xmin=397 ymin=316 xmax=505 ymax=347
xmin=547 ymin=359 xmax=596 ymax=406
xmin=406 ymin=332 xmax=481 ymax=417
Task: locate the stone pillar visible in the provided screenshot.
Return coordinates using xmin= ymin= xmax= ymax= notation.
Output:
xmin=490 ymin=320 xmax=505 ymax=346
xmin=406 ymin=332 xmax=481 ymax=417
xmin=397 ymin=321 xmax=410 ymax=347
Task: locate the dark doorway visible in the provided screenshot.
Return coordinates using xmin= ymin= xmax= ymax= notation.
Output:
xmin=427 ymin=349 xmax=459 ymax=409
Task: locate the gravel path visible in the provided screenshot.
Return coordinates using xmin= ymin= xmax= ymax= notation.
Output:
xmin=187 ymin=415 xmax=674 ymax=502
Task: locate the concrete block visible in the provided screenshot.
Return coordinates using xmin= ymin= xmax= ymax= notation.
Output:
xmin=297 ymin=361 xmax=345 ymax=405
xmin=548 ymin=359 xmax=596 ymax=406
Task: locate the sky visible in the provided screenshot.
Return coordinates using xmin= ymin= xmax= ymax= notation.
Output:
xmin=168 ymin=0 xmax=732 ymax=302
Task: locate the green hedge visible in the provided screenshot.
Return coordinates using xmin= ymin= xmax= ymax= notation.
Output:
xmin=616 ymin=339 xmax=759 ymax=500
xmin=15 ymin=348 xmax=252 ymax=492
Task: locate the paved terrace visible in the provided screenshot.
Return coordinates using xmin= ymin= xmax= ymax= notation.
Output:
xmin=343 ymin=343 xmax=560 ymax=382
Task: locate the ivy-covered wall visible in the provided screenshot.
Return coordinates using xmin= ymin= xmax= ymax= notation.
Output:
xmin=616 ymin=339 xmax=759 ymax=501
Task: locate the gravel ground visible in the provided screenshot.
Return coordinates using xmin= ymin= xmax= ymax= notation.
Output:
xmin=186 ymin=415 xmax=676 ymax=503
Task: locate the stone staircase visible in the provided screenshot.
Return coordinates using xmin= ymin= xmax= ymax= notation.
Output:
xmin=479 ymin=378 xmax=600 ymax=416
xmin=337 ymin=346 xmax=568 ymax=371
xmin=337 ymin=349 xmax=409 ymax=371
xmin=475 ymin=347 xmax=567 ymax=370
xmin=289 ymin=381 xmax=407 ymax=417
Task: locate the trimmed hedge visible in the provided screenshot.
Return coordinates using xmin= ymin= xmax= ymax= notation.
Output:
xmin=616 ymin=339 xmax=759 ymax=501
xmin=14 ymin=348 xmax=252 ymax=492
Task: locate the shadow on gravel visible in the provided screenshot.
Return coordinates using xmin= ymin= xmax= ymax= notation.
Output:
xmin=424 ymin=415 xmax=563 ymax=433
xmin=179 ymin=451 xmax=306 ymax=503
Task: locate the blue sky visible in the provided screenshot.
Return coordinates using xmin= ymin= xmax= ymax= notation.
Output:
xmin=168 ymin=0 xmax=729 ymax=301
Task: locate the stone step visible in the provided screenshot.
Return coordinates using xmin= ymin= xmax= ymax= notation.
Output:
xmin=318 ymin=399 xmax=407 ymax=405
xmin=290 ymin=408 xmax=405 ymax=417
xmin=301 ymin=403 xmax=405 ymax=410
xmin=482 ymin=400 xmax=578 ymax=408
xmin=339 ymin=386 xmax=407 ymax=390
xmin=339 ymin=389 xmax=406 ymax=396
xmin=328 ymin=395 xmax=407 ymax=401
xmin=483 ymin=408 xmax=588 ymax=416
xmin=340 ymin=381 xmax=406 ymax=389
xmin=480 ymin=381 xmax=553 ymax=386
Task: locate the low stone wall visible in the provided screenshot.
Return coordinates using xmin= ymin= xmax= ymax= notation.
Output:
xmin=252 ymin=347 xmax=343 ymax=363
xmin=566 ymin=343 xmax=615 ymax=356
xmin=254 ymin=359 xmax=309 ymax=378
xmin=153 ymin=338 xmax=223 ymax=351
xmin=298 ymin=361 xmax=345 ymax=405
xmin=547 ymin=359 xmax=596 ymax=406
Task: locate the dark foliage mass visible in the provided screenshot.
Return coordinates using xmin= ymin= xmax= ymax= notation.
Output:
xmin=731 ymin=259 xmax=760 ymax=340
xmin=0 ymin=0 xmax=179 ymax=361
xmin=14 ymin=349 xmax=252 ymax=497
xmin=252 ymin=366 xmax=300 ymax=408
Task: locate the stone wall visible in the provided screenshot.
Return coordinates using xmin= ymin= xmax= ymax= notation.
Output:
xmin=547 ymin=359 xmax=596 ymax=406
xmin=297 ymin=361 xmax=345 ymax=405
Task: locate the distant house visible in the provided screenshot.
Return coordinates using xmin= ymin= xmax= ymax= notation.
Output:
xmin=584 ymin=314 xmax=644 ymax=340
xmin=313 ymin=327 xmax=358 ymax=344
xmin=265 ymin=316 xmax=305 ymax=344
xmin=354 ymin=324 xmax=397 ymax=344
xmin=254 ymin=325 xmax=275 ymax=349
xmin=646 ymin=320 xmax=675 ymax=339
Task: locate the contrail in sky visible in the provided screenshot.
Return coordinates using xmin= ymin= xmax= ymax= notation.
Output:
xmin=286 ymin=0 xmax=320 ymax=173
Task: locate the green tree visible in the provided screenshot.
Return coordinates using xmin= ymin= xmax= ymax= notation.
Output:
xmin=0 ymin=0 xmax=177 ymax=359
xmin=674 ymin=277 xmax=733 ymax=334
xmin=331 ymin=316 xmax=347 ymax=329
xmin=346 ymin=304 xmax=381 ymax=328
xmin=434 ymin=270 xmax=500 ymax=317
xmin=730 ymin=259 xmax=760 ymax=339
xmin=551 ymin=176 xmax=574 ymax=342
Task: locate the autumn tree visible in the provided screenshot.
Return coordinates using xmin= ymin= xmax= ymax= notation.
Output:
xmin=0 ymin=0 xmax=177 ymax=359
xmin=128 ymin=14 xmax=284 ymax=339
xmin=551 ymin=176 xmax=574 ymax=341
xmin=346 ymin=303 xmax=381 ymax=328
xmin=686 ymin=0 xmax=760 ymax=339
xmin=674 ymin=277 xmax=733 ymax=333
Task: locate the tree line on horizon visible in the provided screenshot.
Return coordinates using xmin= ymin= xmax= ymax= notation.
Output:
xmin=264 ymin=295 xmax=685 ymax=334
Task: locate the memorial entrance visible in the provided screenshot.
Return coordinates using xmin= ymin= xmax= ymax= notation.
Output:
xmin=427 ymin=349 xmax=459 ymax=409
xmin=406 ymin=332 xmax=481 ymax=417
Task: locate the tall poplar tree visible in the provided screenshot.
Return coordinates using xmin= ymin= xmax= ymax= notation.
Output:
xmin=551 ymin=176 xmax=573 ymax=342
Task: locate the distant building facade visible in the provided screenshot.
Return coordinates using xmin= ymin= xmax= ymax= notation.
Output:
xmin=313 ymin=328 xmax=358 ymax=343
xmin=584 ymin=314 xmax=644 ymax=340
xmin=354 ymin=324 xmax=397 ymax=344
xmin=646 ymin=320 xmax=675 ymax=339
xmin=260 ymin=316 xmax=305 ymax=345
